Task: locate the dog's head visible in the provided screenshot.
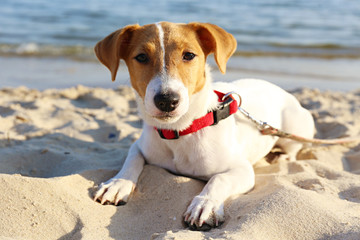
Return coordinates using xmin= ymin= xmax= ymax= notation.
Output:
xmin=95 ymin=22 xmax=236 ymax=125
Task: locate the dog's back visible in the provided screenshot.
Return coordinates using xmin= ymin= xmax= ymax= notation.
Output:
xmin=214 ymin=79 xmax=315 ymax=162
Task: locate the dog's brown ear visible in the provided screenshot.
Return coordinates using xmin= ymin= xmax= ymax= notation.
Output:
xmin=94 ymin=24 xmax=140 ymax=81
xmin=188 ymin=23 xmax=237 ymax=74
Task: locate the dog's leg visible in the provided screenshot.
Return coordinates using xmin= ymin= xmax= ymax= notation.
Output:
xmin=275 ymin=104 xmax=315 ymax=162
xmin=94 ymin=141 xmax=145 ymax=205
xmin=276 ymin=139 xmax=304 ymax=162
xmin=184 ymin=161 xmax=255 ymax=230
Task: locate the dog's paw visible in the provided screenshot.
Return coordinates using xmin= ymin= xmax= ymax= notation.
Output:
xmin=93 ymin=178 xmax=135 ymax=206
xmin=183 ymin=196 xmax=225 ymax=231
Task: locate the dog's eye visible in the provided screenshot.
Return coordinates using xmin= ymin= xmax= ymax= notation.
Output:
xmin=135 ymin=54 xmax=149 ymax=63
xmin=183 ymin=52 xmax=196 ymax=61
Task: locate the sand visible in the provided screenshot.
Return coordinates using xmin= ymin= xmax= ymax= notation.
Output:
xmin=0 ymin=85 xmax=359 ymax=240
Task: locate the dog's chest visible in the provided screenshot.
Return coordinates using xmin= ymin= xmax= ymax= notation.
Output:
xmin=140 ymin=131 xmax=231 ymax=180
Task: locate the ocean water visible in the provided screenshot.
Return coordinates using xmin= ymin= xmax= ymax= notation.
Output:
xmin=1 ymin=0 xmax=360 ymax=59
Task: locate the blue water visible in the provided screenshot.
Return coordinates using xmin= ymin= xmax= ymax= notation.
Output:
xmin=1 ymin=0 xmax=360 ymax=58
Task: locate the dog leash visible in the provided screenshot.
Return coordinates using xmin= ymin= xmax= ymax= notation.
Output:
xmin=223 ymin=92 xmax=360 ymax=145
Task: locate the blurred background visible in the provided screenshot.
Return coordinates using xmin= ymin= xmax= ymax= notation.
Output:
xmin=1 ymin=0 xmax=359 ymax=90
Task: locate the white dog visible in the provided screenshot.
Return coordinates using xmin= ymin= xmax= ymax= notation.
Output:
xmin=93 ymin=22 xmax=314 ymax=230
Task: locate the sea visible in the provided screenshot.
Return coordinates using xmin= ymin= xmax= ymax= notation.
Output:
xmin=1 ymin=0 xmax=360 ymax=90
xmin=1 ymin=0 xmax=360 ymax=59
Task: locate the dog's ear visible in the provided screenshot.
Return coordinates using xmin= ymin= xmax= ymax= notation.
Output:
xmin=94 ymin=24 xmax=140 ymax=81
xmin=188 ymin=23 xmax=237 ymax=74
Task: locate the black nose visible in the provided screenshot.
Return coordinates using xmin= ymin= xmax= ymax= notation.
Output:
xmin=154 ymin=92 xmax=180 ymax=112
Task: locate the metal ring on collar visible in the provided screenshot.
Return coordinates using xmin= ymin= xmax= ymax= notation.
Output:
xmin=222 ymin=91 xmax=242 ymax=108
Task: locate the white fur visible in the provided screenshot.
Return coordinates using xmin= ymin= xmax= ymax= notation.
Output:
xmin=94 ymin=34 xmax=315 ymax=229
xmin=156 ymin=22 xmax=166 ymax=71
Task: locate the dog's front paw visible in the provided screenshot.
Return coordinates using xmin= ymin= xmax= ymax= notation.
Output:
xmin=183 ymin=196 xmax=225 ymax=231
xmin=93 ymin=178 xmax=135 ymax=206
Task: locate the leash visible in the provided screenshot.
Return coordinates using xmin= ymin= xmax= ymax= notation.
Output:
xmin=223 ymin=91 xmax=360 ymax=145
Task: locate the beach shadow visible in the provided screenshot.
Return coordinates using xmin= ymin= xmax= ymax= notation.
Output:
xmin=71 ymin=93 xmax=107 ymax=109
xmin=344 ymin=144 xmax=360 ymax=174
xmin=58 ymin=219 xmax=84 ymax=240
xmin=319 ymin=231 xmax=360 ymax=240
xmin=0 ymin=106 xmax=16 ymax=117
xmin=0 ymin=132 xmax=130 ymax=178
xmin=81 ymin=125 xmax=121 ymax=143
xmin=125 ymin=119 xmax=143 ymax=128
xmin=338 ymin=186 xmax=360 ymax=203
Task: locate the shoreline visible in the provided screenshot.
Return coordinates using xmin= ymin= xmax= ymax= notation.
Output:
xmin=1 ymin=55 xmax=359 ymax=92
xmin=2 ymin=42 xmax=360 ymax=60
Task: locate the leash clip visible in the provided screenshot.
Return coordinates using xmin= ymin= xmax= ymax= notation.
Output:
xmin=237 ymin=106 xmax=273 ymax=133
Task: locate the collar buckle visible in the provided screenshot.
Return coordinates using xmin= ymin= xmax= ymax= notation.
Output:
xmin=212 ymin=95 xmax=234 ymax=125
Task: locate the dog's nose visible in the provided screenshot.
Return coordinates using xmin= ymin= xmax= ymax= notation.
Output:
xmin=154 ymin=92 xmax=180 ymax=112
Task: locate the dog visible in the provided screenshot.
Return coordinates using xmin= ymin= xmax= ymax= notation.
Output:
xmin=93 ymin=22 xmax=315 ymax=230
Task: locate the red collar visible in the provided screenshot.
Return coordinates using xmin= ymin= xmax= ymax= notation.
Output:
xmin=155 ymin=91 xmax=238 ymax=140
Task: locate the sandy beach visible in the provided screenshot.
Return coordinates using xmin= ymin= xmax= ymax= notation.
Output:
xmin=0 ymin=82 xmax=359 ymax=240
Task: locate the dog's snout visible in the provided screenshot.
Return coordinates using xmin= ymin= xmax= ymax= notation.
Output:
xmin=154 ymin=92 xmax=180 ymax=112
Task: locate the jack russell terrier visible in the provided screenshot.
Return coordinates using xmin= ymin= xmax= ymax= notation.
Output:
xmin=93 ymin=22 xmax=315 ymax=230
